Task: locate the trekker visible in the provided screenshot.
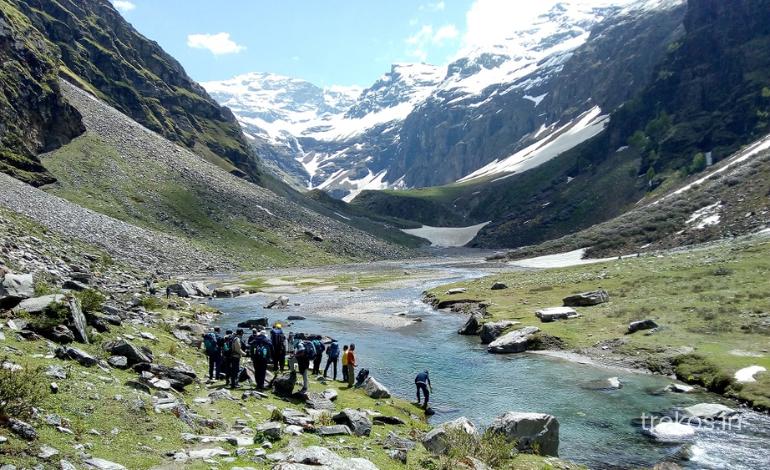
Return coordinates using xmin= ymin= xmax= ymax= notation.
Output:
xmin=202 ymin=327 xmax=222 ymax=382
xmin=165 ymin=285 xmax=171 ymax=299
xmin=248 ymin=329 xmax=273 ymax=389
xmin=227 ymin=329 xmax=246 ymax=389
xmin=270 ymin=323 xmax=287 ymax=372
xmin=323 ymin=339 xmax=340 ymax=380
xmin=294 ymin=333 xmax=314 ymax=393
xmin=345 ymin=344 xmax=356 ymax=388
xmin=311 ymin=336 xmax=325 ymax=375
xmin=219 ymin=330 xmax=233 ymax=380
xmin=287 ymin=332 xmax=296 ymax=371
xmin=415 ymin=370 xmax=432 ymax=409
xmin=341 ymin=345 xmax=349 ymax=383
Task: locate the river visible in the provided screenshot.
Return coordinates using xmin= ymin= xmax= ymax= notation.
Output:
xmin=210 ymin=256 xmax=770 ymax=469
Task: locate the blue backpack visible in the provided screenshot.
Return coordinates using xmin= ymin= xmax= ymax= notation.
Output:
xmin=302 ymin=340 xmax=316 ymax=360
xmin=312 ymin=339 xmax=325 ymax=355
xmin=328 ymin=342 xmax=340 ymax=359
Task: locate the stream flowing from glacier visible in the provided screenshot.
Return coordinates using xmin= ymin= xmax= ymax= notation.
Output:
xmin=211 ymin=256 xmax=770 ymax=469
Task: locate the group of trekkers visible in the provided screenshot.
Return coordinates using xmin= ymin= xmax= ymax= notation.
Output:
xmin=202 ymin=322 xmax=433 ymax=409
xmin=201 ymin=323 xmax=359 ymax=394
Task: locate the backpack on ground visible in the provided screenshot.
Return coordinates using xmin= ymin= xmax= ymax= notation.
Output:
xmin=203 ymin=333 xmax=218 ymax=354
xmin=355 ymin=368 xmax=369 ymax=387
xmin=302 ymin=340 xmax=316 ymax=360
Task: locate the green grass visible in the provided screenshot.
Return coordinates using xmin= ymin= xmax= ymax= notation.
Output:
xmin=428 ymin=237 xmax=770 ymax=409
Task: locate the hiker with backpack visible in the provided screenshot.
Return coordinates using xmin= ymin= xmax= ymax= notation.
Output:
xmin=311 ymin=336 xmax=325 ymax=375
xmin=270 ymin=322 xmax=287 ymax=372
xmin=219 ymin=330 xmax=233 ymax=380
xmin=226 ymin=329 xmax=246 ymax=389
xmin=323 ymin=339 xmax=340 ymax=380
xmin=202 ymin=327 xmax=222 ymax=382
xmin=345 ymin=343 xmax=357 ymax=388
xmin=341 ymin=345 xmax=349 ymax=383
xmin=286 ymin=332 xmax=296 ymax=371
xmin=293 ymin=333 xmax=314 ymax=394
xmin=248 ymin=329 xmax=273 ymax=390
xmin=415 ymin=370 xmax=433 ymax=409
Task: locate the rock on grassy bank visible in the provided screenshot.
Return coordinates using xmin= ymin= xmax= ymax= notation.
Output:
xmin=427 ymin=236 xmax=770 ymax=410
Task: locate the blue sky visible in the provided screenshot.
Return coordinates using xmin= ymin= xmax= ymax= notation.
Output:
xmin=112 ymin=0 xmax=477 ymax=87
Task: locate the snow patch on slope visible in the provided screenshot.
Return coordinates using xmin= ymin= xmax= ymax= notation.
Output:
xmin=401 ymin=222 xmax=491 ymax=247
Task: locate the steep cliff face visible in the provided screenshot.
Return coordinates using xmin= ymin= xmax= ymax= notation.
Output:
xmin=0 ymin=1 xmax=84 ymax=186
xmin=7 ymin=0 xmax=262 ymax=181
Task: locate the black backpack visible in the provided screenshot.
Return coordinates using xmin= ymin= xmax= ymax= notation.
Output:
xmin=355 ymin=368 xmax=369 ymax=386
xmin=302 ymin=340 xmax=316 ymax=360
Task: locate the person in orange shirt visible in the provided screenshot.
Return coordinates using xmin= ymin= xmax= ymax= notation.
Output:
xmin=346 ymin=344 xmax=356 ymax=388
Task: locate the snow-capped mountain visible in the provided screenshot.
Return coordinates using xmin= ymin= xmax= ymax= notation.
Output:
xmin=204 ymin=0 xmax=685 ymax=200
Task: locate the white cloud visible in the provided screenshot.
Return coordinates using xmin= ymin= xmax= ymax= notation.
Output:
xmin=406 ymin=23 xmax=459 ymax=61
xmin=112 ymin=0 xmax=135 ymax=12
xmin=187 ymin=32 xmax=246 ymax=55
xmin=420 ymin=1 xmax=446 ymax=11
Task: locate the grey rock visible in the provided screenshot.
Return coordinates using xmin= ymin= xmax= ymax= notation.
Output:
xmin=237 ymin=317 xmax=269 ymax=329
xmin=488 ymin=411 xmax=559 ymax=456
xmin=682 ymin=403 xmax=739 ymax=421
xmin=50 ymin=325 xmax=75 ymax=344
xmin=264 ymin=296 xmax=289 ymax=309
xmin=256 ymin=421 xmax=283 ymax=441
xmin=664 ymin=383 xmax=695 ymax=394
xmin=487 ymin=326 xmax=540 ymax=353
xmin=12 ymin=294 xmax=65 ymax=314
xmin=445 ymin=288 xmax=467 ymax=295
xmin=479 ymin=320 xmax=520 ymax=344
xmin=562 ymin=290 xmax=609 ymax=307
xmin=628 ymin=319 xmax=658 ymax=333
xmin=9 ymin=418 xmax=37 ymax=440
xmin=83 ymin=458 xmax=127 ymax=469
xmin=422 ymin=417 xmax=478 ymax=455
xmin=55 ymin=346 xmax=97 ymax=367
xmin=388 ymin=448 xmax=407 ymax=464
xmin=67 ymin=297 xmax=89 ymax=343
xmin=305 ymin=393 xmax=335 ymax=410
xmin=45 ymin=365 xmax=67 ymax=379
xmin=103 ymin=339 xmax=152 ymax=365
xmin=382 ymin=431 xmax=416 ymax=450
xmin=166 ymin=282 xmax=197 ymax=298
xmin=38 ymin=444 xmax=59 ymax=460
xmin=536 ymin=307 xmax=579 ymax=323
xmin=363 ymin=376 xmax=391 ymax=399
xmin=322 ymin=388 xmax=338 ymax=401
xmin=0 ymin=273 xmax=34 ymax=307
xmin=62 ymin=280 xmax=88 ymax=291
xmin=59 ymin=460 xmax=77 ymax=470
xmin=333 ymin=409 xmax=372 ymax=437
xmin=107 ymin=356 xmax=129 ymax=369
xmin=317 ymin=425 xmax=351 ymax=436
xmin=273 ymin=371 xmax=297 ymax=397
xmin=209 ymin=389 xmax=235 ymax=401
xmin=458 ymin=312 xmax=482 ymax=335
xmin=372 ymin=415 xmax=405 ymax=425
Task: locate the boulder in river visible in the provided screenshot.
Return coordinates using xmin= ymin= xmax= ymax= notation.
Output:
xmin=488 ymin=411 xmax=559 ymax=456
xmin=562 ymin=290 xmax=609 ymax=307
xmin=681 ymin=403 xmax=739 ymax=421
xmin=480 ymin=320 xmax=520 ymax=344
xmin=167 ymin=282 xmax=197 ymax=298
xmin=287 ymin=315 xmax=306 ymax=321
xmin=487 ymin=326 xmax=540 ymax=353
xmin=213 ymin=286 xmax=242 ymax=298
xmin=422 ymin=417 xmax=478 ymax=455
xmin=458 ymin=312 xmax=483 ymax=335
xmin=648 ymin=422 xmax=695 ymax=442
xmin=628 ymin=319 xmax=658 ymax=333
xmin=535 ymin=307 xmax=579 ymax=323
xmin=363 ymin=376 xmax=391 ymax=399
xmin=237 ymin=317 xmax=269 ymax=329
xmin=264 ymin=295 xmax=290 ymax=309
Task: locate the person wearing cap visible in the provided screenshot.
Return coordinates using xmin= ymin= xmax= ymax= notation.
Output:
xmin=270 ymin=322 xmax=287 ymax=372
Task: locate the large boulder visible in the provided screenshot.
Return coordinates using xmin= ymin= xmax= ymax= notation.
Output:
xmin=0 ymin=273 xmax=34 ymax=308
xmin=134 ymin=363 xmax=195 ymax=390
xmin=273 ymin=446 xmax=378 ymax=470
xmin=488 ymin=412 xmax=559 ymax=456
xmin=422 ymin=417 xmax=478 ymax=455
xmin=490 ymin=282 xmax=508 ymax=290
xmin=458 ymin=312 xmax=482 ymax=335
xmin=190 ymin=281 xmax=211 ymax=297
xmin=213 ymin=286 xmax=242 ymax=298
xmin=104 ymin=339 xmax=153 ymax=365
xmin=363 ymin=377 xmax=391 ymax=399
xmin=55 ymin=346 xmax=97 ymax=367
xmin=67 ymin=297 xmax=89 ymax=343
xmin=535 ymin=307 xmax=579 ymax=323
xmin=167 ymin=282 xmax=197 ymax=298
xmin=562 ymin=290 xmax=609 ymax=307
xmin=333 ymin=409 xmax=372 ymax=437
xmin=480 ymin=320 xmax=520 ymax=344
xmin=12 ymin=294 xmax=65 ymax=314
xmin=487 ymin=327 xmax=540 ymax=353
xmin=628 ymin=319 xmax=658 ymax=333
xmin=264 ymin=295 xmax=290 ymax=309
xmin=681 ymin=403 xmax=739 ymax=421
xmin=273 ymin=371 xmax=297 ymax=397
xmin=50 ymin=325 xmax=75 ymax=344
xmin=648 ymin=422 xmax=695 ymax=442
xmin=237 ymin=317 xmax=269 ymax=329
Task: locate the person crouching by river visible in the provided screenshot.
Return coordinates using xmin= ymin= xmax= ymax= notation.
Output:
xmin=345 ymin=344 xmax=356 ymax=388
xmin=415 ymin=370 xmax=432 ymax=409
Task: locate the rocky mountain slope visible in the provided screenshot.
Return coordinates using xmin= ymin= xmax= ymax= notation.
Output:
xmin=205 ymin=0 xmax=685 ymax=199
xmin=1 ymin=0 xmax=261 ymax=184
xmin=354 ymin=0 xmax=770 ymax=252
